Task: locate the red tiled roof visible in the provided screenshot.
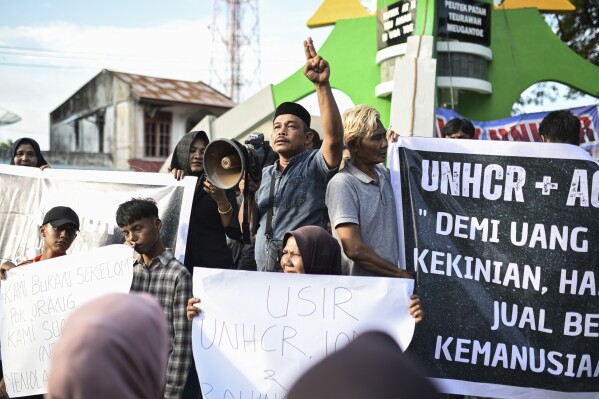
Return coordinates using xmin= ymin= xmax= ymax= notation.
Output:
xmin=110 ymin=70 xmax=235 ymax=108
xmin=128 ymin=159 xmax=165 ymax=173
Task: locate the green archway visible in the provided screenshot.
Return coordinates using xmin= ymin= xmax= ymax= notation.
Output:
xmin=271 ymin=1 xmax=599 ymax=125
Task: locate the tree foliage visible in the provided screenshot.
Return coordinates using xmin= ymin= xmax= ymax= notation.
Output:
xmin=555 ymin=0 xmax=598 ymax=66
xmin=0 ymin=139 xmax=13 ymax=150
xmin=513 ymin=0 xmax=598 ymax=114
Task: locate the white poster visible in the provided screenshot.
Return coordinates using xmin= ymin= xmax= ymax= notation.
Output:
xmin=191 ymin=268 xmax=415 ymax=398
xmin=0 ymin=165 xmax=196 ymax=264
xmin=0 ymin=244 xmax=135 ymax=397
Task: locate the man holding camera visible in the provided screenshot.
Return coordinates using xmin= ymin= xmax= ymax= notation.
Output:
xmin=242 ymin=37 xmax=343 ymax=271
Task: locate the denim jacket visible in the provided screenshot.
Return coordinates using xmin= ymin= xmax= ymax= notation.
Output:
xmin=254 ymin=150 xmax=338 ymax=271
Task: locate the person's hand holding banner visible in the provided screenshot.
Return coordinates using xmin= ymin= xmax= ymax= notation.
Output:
xmin=389 ymin=137 xmax=599 ymax=398
xmin=0 ymin=244 xmax=134 ymax=397
xmin=190 ymin=268 xmax=415 ymax=398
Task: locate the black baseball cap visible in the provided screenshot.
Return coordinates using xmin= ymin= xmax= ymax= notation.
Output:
xmin=42 ymin=206 xmax=80 ymax=230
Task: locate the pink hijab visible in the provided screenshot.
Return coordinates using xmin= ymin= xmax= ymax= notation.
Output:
xmin=46 ymin=293 xmax=169 ymax=399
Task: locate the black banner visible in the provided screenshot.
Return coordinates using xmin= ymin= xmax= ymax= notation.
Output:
xmin=390 ymin=138 xmax=599 ymax=397
xmin=438 ymin=0 xmax=491 ymax=46
xmin=377 ymin=0 xmax=417 ymax=50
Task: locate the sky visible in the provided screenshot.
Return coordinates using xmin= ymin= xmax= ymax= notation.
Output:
xmin=0 ymin=0 xmax=342 ymax=149
xmin=0 ymin=0 xmax=597 ymax=149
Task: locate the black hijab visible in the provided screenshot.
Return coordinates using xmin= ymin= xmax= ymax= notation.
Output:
xmin=10 ymin=137 xmax=48 ymax=167
xmin=283 ymin=226 xmax=342 ymax=275
xmin=169 ymin=131 xmax=209 ymax=177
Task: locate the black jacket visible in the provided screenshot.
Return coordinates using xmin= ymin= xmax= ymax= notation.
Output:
xmin=171 ymin=131 xmax=241 ymax=271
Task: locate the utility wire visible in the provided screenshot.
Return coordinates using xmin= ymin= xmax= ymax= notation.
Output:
xmin=0 ymin=44 xmax=191 ymax=62
xmin=0 ymin=62 xmax=90 ymax=69
xmin=0 ymin=59 xmax=212 ymax=72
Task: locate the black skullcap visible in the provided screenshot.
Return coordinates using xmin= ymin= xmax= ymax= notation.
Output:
xmin=274 ymin=102 xmax=311 ymax=128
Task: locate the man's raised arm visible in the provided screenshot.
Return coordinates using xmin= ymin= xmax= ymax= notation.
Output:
xmin=303 ymin=37 xmax=343 ymax=168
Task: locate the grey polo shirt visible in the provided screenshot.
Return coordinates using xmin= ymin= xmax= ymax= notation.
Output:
xmin=325 ymin=160 xmax=402 ymax=276
xmin=255 ymin=150 xmax=338 ymax=271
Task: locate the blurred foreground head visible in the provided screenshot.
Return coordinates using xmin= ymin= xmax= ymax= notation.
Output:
xmin=47 ymin=293 xmax=169 ymax=399
xmin=288 ymin=331 xmax=440 ymax=399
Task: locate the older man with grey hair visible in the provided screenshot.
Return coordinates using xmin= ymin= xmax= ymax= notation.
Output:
xmin=325 ymin=104 xmax=413 ymax=278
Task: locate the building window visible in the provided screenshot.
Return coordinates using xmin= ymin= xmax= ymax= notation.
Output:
xmin=144 ymin=111 xmax=172 ymax=157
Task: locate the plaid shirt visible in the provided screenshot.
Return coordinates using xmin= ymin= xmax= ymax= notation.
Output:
xmin=131 ymin=249 xmax=192 ymax=399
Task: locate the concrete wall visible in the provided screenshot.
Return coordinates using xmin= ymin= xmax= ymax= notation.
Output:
xmin=44 ymin=152 xmax=113 ymax=169
xmin=50 ymin=70 xmax=114 ymax=124
xmin=114 ymin=99 xmax=136 ymax=170
xmin=0 ymin=150 xmax=110 ymax=168
xmin=79 ymin=118 xmax=100 ymax=152
xmin=50 ymin=123 xmax=76 ymax=153
xmin=191 ymin=86 xmax=276 ymax=142
xmin=104 ymin=105 xmax=116 ymax=158
xmin=50 ymin=70 xmax=115 ymax=152
xmin=166 ymin=105 xmax=214 ymax=151
xmin=50 ymin=70 xmax=131 ymax=163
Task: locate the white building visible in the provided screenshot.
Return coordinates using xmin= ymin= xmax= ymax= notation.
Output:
xmin=49 ymin=69 xmax=234 ymax=171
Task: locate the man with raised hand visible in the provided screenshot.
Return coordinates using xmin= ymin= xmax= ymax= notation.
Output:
xmin=242 ymin=37 xmax=344 ymax=271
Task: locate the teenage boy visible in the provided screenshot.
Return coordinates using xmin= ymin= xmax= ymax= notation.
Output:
xmin=116 ymin=198 xmax=192 ymax=399
xmin=0 ymin=206 xmax=79 ymax=399
xmin=0 ymin=206 xmax=79 ymax=278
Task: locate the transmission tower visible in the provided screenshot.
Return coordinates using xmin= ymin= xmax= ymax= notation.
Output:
xmin=210 ymin=0 xmax=261 ymax=104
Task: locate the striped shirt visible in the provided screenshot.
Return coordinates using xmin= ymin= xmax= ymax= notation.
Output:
xmin=131 ymin=249 xmax=192 ymax=399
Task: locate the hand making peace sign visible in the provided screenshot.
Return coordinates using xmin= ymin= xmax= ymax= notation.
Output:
xmin=303 ymin=37 xmax=330 ymax=85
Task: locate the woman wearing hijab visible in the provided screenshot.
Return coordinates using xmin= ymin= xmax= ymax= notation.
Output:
xmin=280 ymin=225 xmax=342 ymax=275
xmin=10 ymin=137 xmax=49 ymax=170
xmin=170 ymin=130 xmax=242 ymax=399
xmin=188 ymin=226 xmax=422 ymax=323
xmin=281 ymin=226 xmax=422 ymax=322
xmin=186 ymin=226 xmax=343 ymax=320
xmin=169 ymin=131 xmax=241 ymax=271
xmin=46 ymin=293 xmax=169 ymax=399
